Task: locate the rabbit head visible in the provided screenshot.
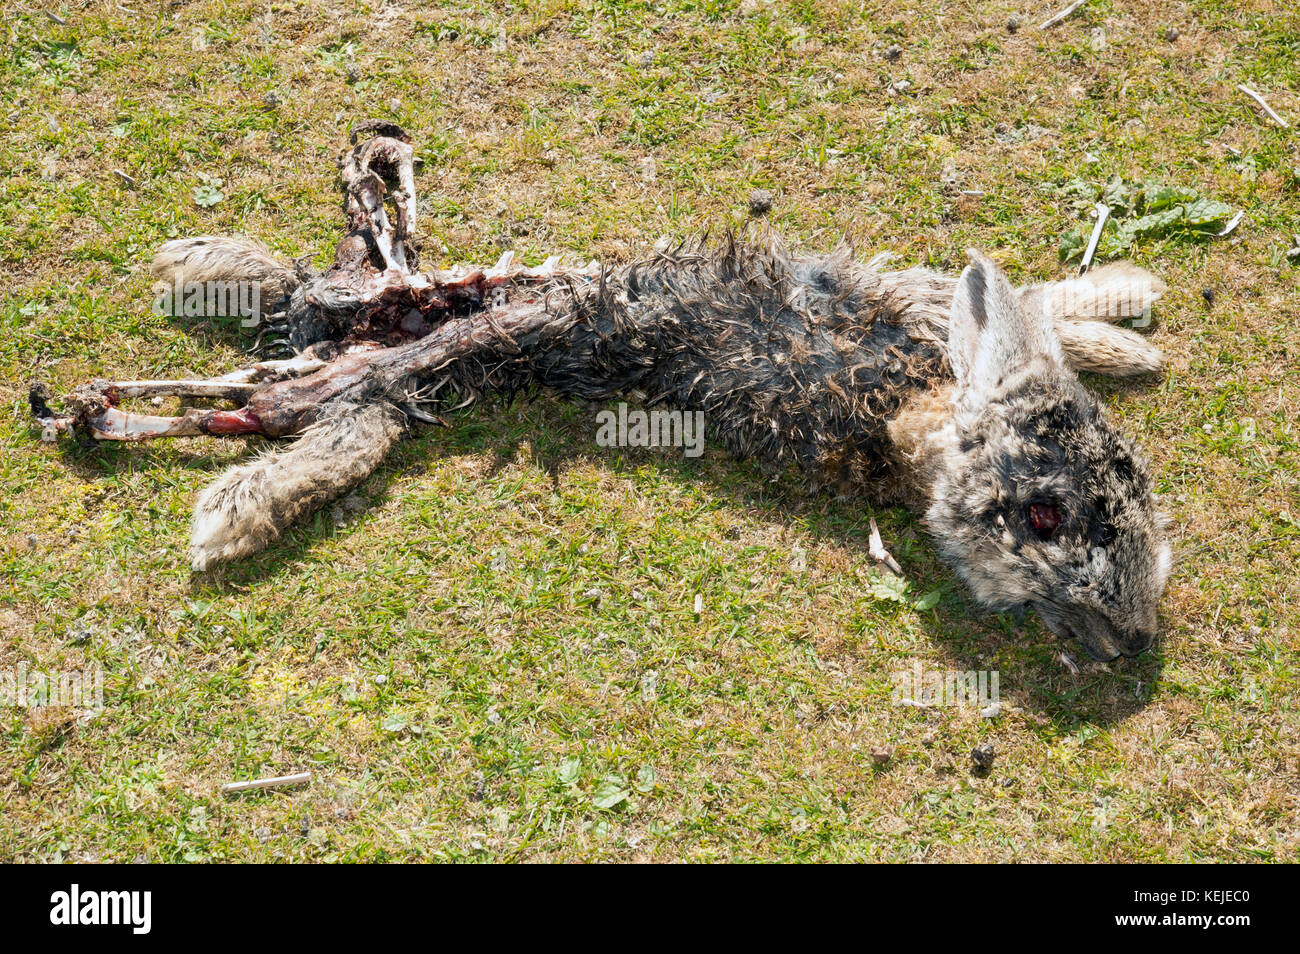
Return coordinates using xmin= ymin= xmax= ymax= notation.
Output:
xmin=926 ymin=251 xmax=1172 ymax=661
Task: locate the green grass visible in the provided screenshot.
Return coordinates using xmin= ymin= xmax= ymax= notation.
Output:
xmin=0 ymin=0 xmax=1297 ymax=861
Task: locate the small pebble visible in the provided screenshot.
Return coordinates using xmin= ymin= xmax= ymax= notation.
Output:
xmin=1201 ymin=287 xmax=1215 ymax=306
xmin=971 ymin=742 xmax=996 ymax=770
xmin=884 ymin=44 xmax=902 ymax=61
xmin=1164 ymin=27 xmax=1180 ymax=42
xmin=748 ymin=189 xmax=774 ymax=216
xmin=870 ymin=746 xmax=893 ymax=766
xmin=1006 ymin=17 xmax=1020 ymax=34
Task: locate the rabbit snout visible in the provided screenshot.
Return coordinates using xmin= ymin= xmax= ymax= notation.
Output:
xmin=1036 ymin=603 xmax=1158 ymax=662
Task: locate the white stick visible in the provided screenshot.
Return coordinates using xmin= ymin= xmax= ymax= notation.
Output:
xmin=1216 ymin=210 xmax=1245 ymax=237
xmin=221 ymin=772 xmax=311 ymax=794
xmin=1079 ymin=202 xmax=1110 ymax=275
xmin=1040 ymin=0 xmax=1086 ymax=30
xmin=1237 ymin=84 xmax=1290 ymax=129
xmin=868 ymin=517 xmax=903 ymax=574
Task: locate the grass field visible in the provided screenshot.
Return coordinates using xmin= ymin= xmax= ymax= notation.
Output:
xmin=1 ymin=0 xmax=1297 ymax=861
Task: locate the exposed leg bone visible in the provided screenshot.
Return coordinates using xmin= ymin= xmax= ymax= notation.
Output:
xmin=60 ymin=353 xmax=335 ymax=403
xmin=32 ymin=388 xmax=263 ymax=442
xmin=30 ymin=354 xmax=334 ymax=442
xmin=31 ymin=297 xmax=557 ymax=442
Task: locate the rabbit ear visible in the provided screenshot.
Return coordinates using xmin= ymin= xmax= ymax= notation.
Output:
xmin=949 ymin=250 xmax=1064 ymax=402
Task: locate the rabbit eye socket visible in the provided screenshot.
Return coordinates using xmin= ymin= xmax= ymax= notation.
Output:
xmin=1028 ymin=502 xmax=1063 ymax=541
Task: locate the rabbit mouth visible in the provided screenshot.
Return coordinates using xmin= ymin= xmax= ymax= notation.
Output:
xmin=1065 ymin=629 xmax=1123 ymax=663
xmin=1034 ymin=604 xmax=1124 ymax=662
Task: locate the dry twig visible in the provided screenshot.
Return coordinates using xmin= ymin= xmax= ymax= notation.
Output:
xmin=1237 ymin=84 xmax=1290 ymax=130
xmin=221 ymin=772 xmax=312 ymax=795
xmin=1039 ymin=0 xmax=1087 ymax=30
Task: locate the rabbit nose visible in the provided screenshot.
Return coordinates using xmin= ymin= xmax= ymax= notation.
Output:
xmin=1119 ymin=626 xmax=1156 ymax=657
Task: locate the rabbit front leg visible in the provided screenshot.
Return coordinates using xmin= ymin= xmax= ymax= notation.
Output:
xmin=873 ymin=262 xmax=1167 ymax=377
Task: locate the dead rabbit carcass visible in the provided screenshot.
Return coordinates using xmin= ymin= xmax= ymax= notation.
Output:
xmin=31 ymin=122 xmax=1173 ymax=662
